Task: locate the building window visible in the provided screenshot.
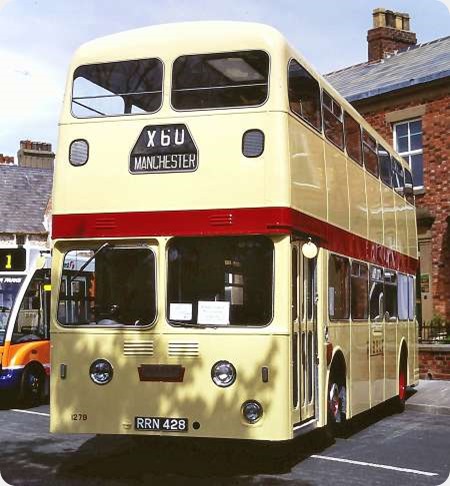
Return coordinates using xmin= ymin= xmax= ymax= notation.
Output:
xmin=393 ymin=119 xmax=423 ymax=188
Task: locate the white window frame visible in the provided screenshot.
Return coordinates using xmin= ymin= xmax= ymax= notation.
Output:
xmin=393 ymin=118 xmax=424 ymax=191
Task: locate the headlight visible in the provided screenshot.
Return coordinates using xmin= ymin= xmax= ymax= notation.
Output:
xmin=242 ymin=400 xmax=263 ymax=424
xmin=211 ymin=360 xmax=236 ymax=387
xmin=89 ymin=359 xmax=113 ymax=385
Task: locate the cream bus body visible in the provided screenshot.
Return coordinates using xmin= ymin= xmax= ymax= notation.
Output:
xmin=51 ymin=22 xmax=418 ymax=441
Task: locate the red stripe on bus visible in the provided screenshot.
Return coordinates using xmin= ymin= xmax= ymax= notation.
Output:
xmin=52 ymin=208 xmax=418 ymax=274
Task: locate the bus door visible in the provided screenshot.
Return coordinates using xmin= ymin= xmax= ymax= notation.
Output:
xmin=301 ymin=250 xmax=317 ymax=420
xmin=291 ymin=241 xmax=317 ymax=426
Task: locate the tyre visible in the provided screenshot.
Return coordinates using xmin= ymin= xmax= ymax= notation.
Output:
xmin=19 ymin=365 xmax=45 ymax=407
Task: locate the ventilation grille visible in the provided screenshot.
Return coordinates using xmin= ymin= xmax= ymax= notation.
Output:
xmin=209 ymin=213 xmax=233 ymax=226
xmin=95 ymin=216 xmax=117 ymax=230
xmin=124 ymin=340 xmax=154 ymax=356
xmin=168 ymin=342 xmax=199 ymax=357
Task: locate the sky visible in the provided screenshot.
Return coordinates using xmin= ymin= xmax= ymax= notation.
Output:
xmin=0 ymin=0 xmax=449 ymax=158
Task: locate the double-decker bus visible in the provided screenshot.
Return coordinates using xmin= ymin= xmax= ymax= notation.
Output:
xmin=0 ymin=247 xmax=51 ymax=405
xmin=50 ymin=22 xmax=418 ymax=441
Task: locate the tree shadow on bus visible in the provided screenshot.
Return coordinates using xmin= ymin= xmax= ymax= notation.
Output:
xmin=57 ymin=432 xmax=325 ymax=484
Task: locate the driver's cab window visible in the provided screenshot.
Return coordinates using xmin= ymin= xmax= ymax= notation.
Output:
xmin=12 ymin=269 xmax=50 ymax=344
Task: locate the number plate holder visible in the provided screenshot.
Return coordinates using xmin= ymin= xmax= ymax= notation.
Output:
xmin=135 ymin=416 xmax=189 ymax=432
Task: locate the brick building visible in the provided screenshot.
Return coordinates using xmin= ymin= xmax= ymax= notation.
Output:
xmin=0 ymin=141 xmax=54 ymax=250
xmin=326 ymin=8 xmax=450 ymax=326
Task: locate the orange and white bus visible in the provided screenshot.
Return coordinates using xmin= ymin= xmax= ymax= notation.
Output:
xmin=50 ymin=22 xmax=418 ymax=441
xmin=0 ymin=247 xmax=51 ymax=405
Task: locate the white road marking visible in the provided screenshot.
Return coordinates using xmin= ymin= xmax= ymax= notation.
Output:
xmin=311 ymin=454 xmax=438 ymax=477
xmin=10 ymin=409 xmax=50 ymax=417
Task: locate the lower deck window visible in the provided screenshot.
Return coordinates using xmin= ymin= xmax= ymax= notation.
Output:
xmin=58 ymin=246 xmax=156 ymax=326
xmin=167 ymin=236 xmax=273 ymax=326
xmin=328 ymin=254 xmax=350 ymax=320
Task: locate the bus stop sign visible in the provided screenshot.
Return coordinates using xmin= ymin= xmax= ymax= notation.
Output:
xmin=130 ymin=124 xmax=198 ymax=174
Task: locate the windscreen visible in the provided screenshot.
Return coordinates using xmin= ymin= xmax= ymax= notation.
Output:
xmin=72 ymin=59 xmax=163 ymax=118
xmin=0 ymin=276 xmax=24 ymax=345
xmin=58 ymin=247 xmax=156 ymax=326
xmin=167 ymin=236 xmax=273 ymax=327
xmin=172 ymin=50 xmax=269 ymax=110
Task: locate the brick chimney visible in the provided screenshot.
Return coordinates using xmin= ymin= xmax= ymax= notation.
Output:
xmin=367 ymin=8 xmax=417 ymax=62
xmin=17 ymin=140 xmax=55 ymax=169
xmin=0 ymin=154 xmax=15 ymax=165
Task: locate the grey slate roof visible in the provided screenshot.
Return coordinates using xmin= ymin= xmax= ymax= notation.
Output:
xmin=325 ymin=36 xmax=450 ymax=102
xmin=0 ymin=165 xmax=53 ymax=234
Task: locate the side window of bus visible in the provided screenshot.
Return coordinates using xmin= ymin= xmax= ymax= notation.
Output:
xmin=172 ymin=51 xmax=269 ymax=110
xmin=378 ymin=145 xmax=393 ymax=188
xmin=397 ymin=273 xmax=409 ymax=320
xmin=322 ymin=91 xmax=344 ymax=150
xmin=404 ymin=169 xmax=415 ymax=205
xmin=351 ymin=261 xmax=368 ymax=320
xmin=384 ymin=270 xmax=397 ymax=320
xmin=362 ymin=130 xmax=379 ymax=178
xmin=288 ymin=60 xmax=321 ymax=132
xmin=392 ymin=159 xmax=405 ymax=195
xmin=344 ymin=112 xmax=362 ymax=166
xmin=72 ymin=59 xmax=163 ymax=118
xmin=369 ymin=266 xmax=383 ymax=321
xmin=328 ymin=254 xmax=350 ymax=320
xmin=12 ymin=269 xmax=50 ymax=344
xmin=408 ymin=275 xmax=415 ymax=320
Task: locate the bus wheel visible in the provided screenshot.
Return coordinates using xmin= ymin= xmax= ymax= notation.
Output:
xmin=328 ymin=381 xmax=347 ymax=435
xmin=19 ymin=365 xmax=45 ymax=408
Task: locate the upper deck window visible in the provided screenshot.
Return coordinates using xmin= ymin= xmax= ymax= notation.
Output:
xmin=378 ymin=145 xmax=393 ymax=188
xmin=362 ymin=129 xmax=379 ymax=178
xmin=344 ymin=112 xmax=362 ymax=165
xmin=172 ymin=50 xmax=269 ymax=110
xmin=322 ymin=91 xmax=344 ymax=149
xmin=288 ymin=60 xmax=321 ymax=131
xmin=72 ymin=59 xmax=163 ymax=118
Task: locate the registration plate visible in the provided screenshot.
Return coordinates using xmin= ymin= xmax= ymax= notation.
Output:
xmin=135 ymin=416 xmax=188 ymax=432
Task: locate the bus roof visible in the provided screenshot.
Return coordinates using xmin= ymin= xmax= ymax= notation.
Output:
xmin=72 ymin=21 xmax=287 ymax=65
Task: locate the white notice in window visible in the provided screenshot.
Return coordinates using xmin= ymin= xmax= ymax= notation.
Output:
xmin=169 ymin=303 xmax=192 ymax=321
xmin=197 ymin=301 xmax=230 ymax=325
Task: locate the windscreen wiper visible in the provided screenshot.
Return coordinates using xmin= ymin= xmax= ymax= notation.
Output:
xmin=68 ymin=242 xmax=110 ymax=284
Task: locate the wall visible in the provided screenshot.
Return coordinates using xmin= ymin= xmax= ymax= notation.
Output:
xmin=354 ymin=82 xmax=450 ymax=323
xmin=419 ymin=345 xmax=450 ymax=380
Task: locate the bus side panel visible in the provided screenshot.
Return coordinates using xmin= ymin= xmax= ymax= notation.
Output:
xmin=50 ymin=333 xmax=291 ymax=441
xmin=324 ymin=143 xmax=349 ymax=231
xmin=385 ymin=323 xmax=397 ymax=400
xmin=8 ymin=341 xmax=50 ymax=375
xmin=350 ymin=323 xmax=370 ymax=416
xmin=289 ymin=117 xmax=327 ymax=221
xmin=347 ymin=161 xmax=368 ymax=239
xmin=395 ymin=195 xmax=408 ymax=255
xmin=366 ymin=176 xmax=383 ymax=246
xmin=382 ymin=186 xmax=396 ymax=251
